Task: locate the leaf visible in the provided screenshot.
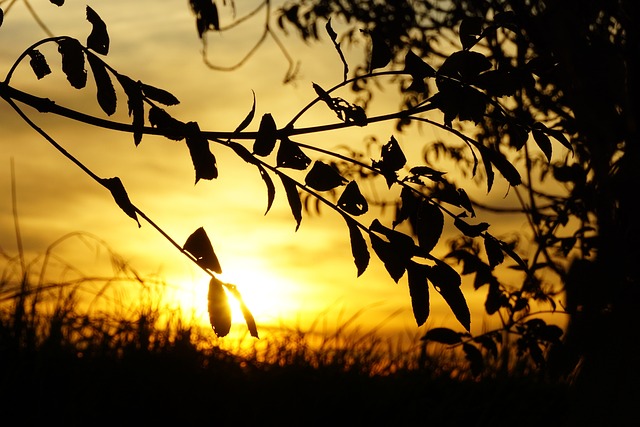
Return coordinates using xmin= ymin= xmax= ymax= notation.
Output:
xmin=546 ymin=128 xmax=573 ymax=153
xmin=409 ymin=165 xmax=446 ymax=182
xmin=101 ymin=177 xmax=140 ymax=227
xmin=463 ymin=342 xmax=484 ymax=376
xmin=406 ymin=261 xmax=430 ymax=326
xmin=367 ymin=28 xmax=392 ymax=71
xmin=148 ymin=106 xmax=186 ymax=140
xmin=326 ymin=18 xmax=349 ymax=81
xmin=116 ymin=75 xmax=144 ymax=145
xmin=252 ymin=113 xmax=278 ymax=156
xmin=233 ymin=90 xmax=256 ymax=134
xmin=337 ymin=181 xmax=368 ymax=216
xmin=428 ymin=261 xmax=470 ymax=331
xmin=185 ymin=121 xmax=218 ymax=183
xmin=86 ymin=6 xmax=109 ymax=55
xmin=372 ymin=136 xmax=406 ymax=188
xmin=258 ymin=165 xmax=276 ymax=215
xmin=415 ymin=201 xmax=444 ymax=255
xmin=57 ymin=38 xmax=87 ymax=89
xmin=421 ymin=327 xmax=462 ymax=344
xmin=483 ymin=234 xmax=504 ymax=268
xmin=208 ymin=277 xmax=231 ymax=337
xmin=276 ymin=138 xmax=311 ymax=170
xmin=226 ymin=285 xmax=259 ymax=338
xmin=183 ymin=227 xmax=222 ymax=274
xmin=478 ymin=145 xmax=522 ymax=188
xmin=304 ymin=161 xmax=347 ymax=191
xmin=370 ymin=234 xmax=406 ymax=283
xmin=394 ymin=187 xmax=419 ymax=227
xmin=341 ymin=213 xmax=370 ymax=277
xmin=141 ymin=82 xmax=180 ymax=106
xmin=49 ymin=0 xmax=64 ymax=6
xmin=454 ymin=217 xmax=490 ymax=238
xmin=189 ymin=0 xmax=220 ymax=38
xmin=279 ymin=174 xmax=302 ymax=231
xmin=0 ymin=8 xmax=4 ymax=28
xmin=27 ymin=50 xmax=51 ymax=80
xmin=437 ymin=50 xmax=492 ymax=82
xmin=459 ymin=16 xmax=484 ymax=50
xmin=532 ymin=129 xmax=553 ymax=162
xmin=87 ymin=53 xmax=116 ymax=116
xmin=404 ymin=50 xmax=436 ymax=80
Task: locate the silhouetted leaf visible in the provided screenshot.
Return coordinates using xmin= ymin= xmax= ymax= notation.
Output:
xmin=416 ymin=201 xmax=444 ymax=255
xmin=342 ymin=213 xmax=369 ymax=277
xmin=183 ymin=227 xmax=222 ymax=274
xmin=546 ymin=128 xmax=573 ymax=153
xmin=258 ymin=165 xmax=276 ymax=215
xmin=421 ymin=327 xmax=462 ymax=344
xmin=276 ymin=138 xmax=311 ymax=170
xmin=228 ymin=140 xmax=256 ymax=164
xmin=141 ymin=82 xmax=180 ymax=106
xmin=532 ymin=129 xmax=552 ymax=162
xmin=404 ymin=50 xmax=436 ymax=82
xmin=463 ymin=342 xmax=484 ymax=376
xmin=185 ymin=121 xmax=218 ymax=183
xmin=457 ymin=188 xmax=475 ymax=217
xmin=253 ymin=113 xmax=277 ymax=156
xmin=394 ymin=187 xmax=419 ymax=227
xmin=407 ymin=261 xmax=430 ymax=326
xmin=326 ymin=18 xmax=349 ymax=81
xmin=438 ymin=50 xmax=492 ymax=82
xmin=428 ymin=259 xmax=469 ymax=331
xmin=57 ymin=38 xmax=87 ymax=89
xmin=0 ymin=9 xmax=4 ymax=28
xmin=478 ymin=145 xmax=521 ymax=188
xmin=372 ymin=136 xmax=406 ymax=188
xmin=454 ymin=217 xmax=490 ymax=237
xmin=190 ymin=0 xmax=219 ymax=38
xmin=87 ymin=53 xmax=116 ymax=116
xmin=279 ymin=174 xmax=302 ymax=231
xmin=148 ymin=106 xmax=186 ymax=140
xmin=305 ymin=161 xmax=347 ymax=191
xmin=233 ymin=90 xmax=256 ymax=134
xmin=409 ymin=165 xmax=446 ymax=182
xmin=49 ymin=0 xmax=64 ymax=7
xmin=226 ymin=285 xmax=259 ymax=338
xmin=370 ymin=219 xmax=415 ymax=282
xmin=483 ymin=234 xmax=504 ymax=268
xmin=27 ymin=50 xmax=51 ymax=80
xmin=460 ymin=16 xmax=483 ymax=50
xmin=116 ymin=74 xmax=144 ymax=145
xmin=337 ymin=181 xmax=368 ymax=216
xmin=86 ymin=6 xmax=109 ymax=55
xmin=208 ymin=277 xmax=231 ymax=337
xmin=101 ymin=177 xmax=140 ymax=227
xmin=367 ymin=28 xmax=392 ymax=71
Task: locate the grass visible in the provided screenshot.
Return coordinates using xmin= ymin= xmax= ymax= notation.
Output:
xmin=0 ymin=231 xmax=577 ymax=426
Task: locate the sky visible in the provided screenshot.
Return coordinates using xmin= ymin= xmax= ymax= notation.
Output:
xmin=0 ymin=0 xmax=565 ymax=346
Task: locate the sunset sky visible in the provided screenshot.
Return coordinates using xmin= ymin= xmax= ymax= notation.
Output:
xmin=0 ymin=0 xmax=560 ymax=344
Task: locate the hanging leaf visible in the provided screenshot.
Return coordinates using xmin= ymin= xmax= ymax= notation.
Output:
xmin=483 ymin=234 xmax=504 ymax=268
xmin=208 ymin=277 xmax=231 ymax=337
xmin=477 ymin=145 xmax=521 ymax=188
xmin=372 ymin=136 xmax=406 ymax=188
xmin=276 ymin=138 xmax=311 ymax=170
xmin=226 ymin=285 xmax=259 ymax=338
xmin=415 ymin=201 xmax=444 ymax=255
xmin=87 ymin=53 xmax=116 ymax=116
xmin=532 ymin=129 xmax=553 ymax=162
xmin=304 ymin=161 xmax=347 ymax=191
xmin=258 ymin=165 xmax=276 ymax=215
xmin=370 ymin=234 xmax=406 ymax=283
xmin=189 ymin=0 xmax=220 ymax=38
xmin=140 ymin=82 xmax=180 ymax=106
xmin=428 ymin=261 xmax=470 ymax=331
xmin=454 ymin=217 xmax=490 ymax=237
xmin=27 ymin=50 xmax=51 ymax=80
xmin=457 ymin=188 xmax=475 ymax=217
xmin=0 ymin=8 xmax=4 ymax=28
xmin=546 ymin=128 xmax=573 ymax=153
xmin=407 ymin=261 xmax=430 ymax=326
xmin=57 ymin=38 xmax=87 ymax=89
xmin=370 ymin=219 xmax=416 ymax=282
xmin=404 ymin=50 xmax=436 ymax=81
xmin=116 ymin=74 xmax=144 ymax=145
xmin=393 ymin=187 xmax=419 ymax=227
xmin=233 ymin=90 xmax=256 ymax=134
xmin=185 ymin=121 xmax=218 ymax=183
xmin=86 ymin=6 xmax=109 ymax=55
xmin=279 ymin=174 xmax=302 ymax=231
xmin=101 ymin=177 xmax=140 ymax=227
xmin=421 ymin=327 xmax=462 ymax=345
xmin=183 ymin=227 xmax=222 ymax=274
xmin=49 ymin=0 xmax=64 ymax=6
xmin=148 ymin=106 xmax=186 ymax=140
xmin=252 ymin=113 xmax=278 ymax=156
xmin=367 ymin=28 xmax=392 ymax=71
xmin=337 ymin=181 xmax=368 ymax=216
xmin=342 ymin=213 xmax=369 ymax=277
xmin=459 ymin=16 xmax=484 ymax=50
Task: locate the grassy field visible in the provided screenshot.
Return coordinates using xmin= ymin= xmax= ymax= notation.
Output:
xmin=0 ymin=233 xmax=575 ymax=426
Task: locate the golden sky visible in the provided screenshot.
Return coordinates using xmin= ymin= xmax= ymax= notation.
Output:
xmin=0 ymin=0 xmax=557 ymax=344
